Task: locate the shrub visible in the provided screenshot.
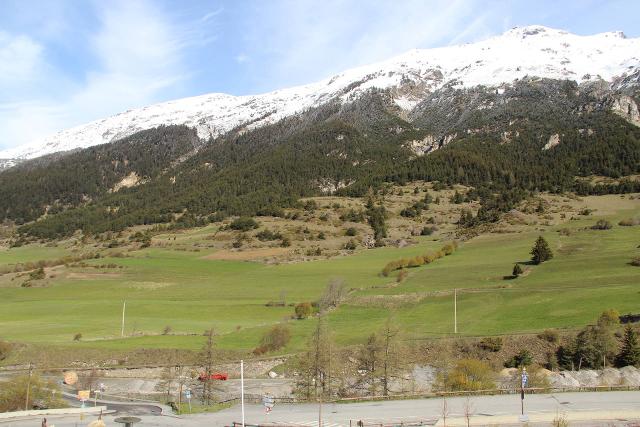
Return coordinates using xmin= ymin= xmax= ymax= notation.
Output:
xmin=504 ymin=349 xmax=533 ymax=368
xmin=162 ymin=325 xmax=173 ymax=335
xmin=29 ymin=267 xmax=45 ymax=281
xmin=420 ymin=226 xmax=436 ymax=236
xmin=345 ymin=227 xmax=358 ymax=236
xmin=512 ymin=264 xmax=523 ymax=277
xmin=280 ymin=237 xmax=291 ymax=247
xmin=255 ymin=324 xmax=291 ymax=354
xmin=442 ymin=359 xmax=495 ymax=391
xmin=442 ymin=242 xmax=456 ymax=255
xmin=306 ymin=247 xmax=322 ymax=256
xmin=73 ymin=333 xmax=82 ymax=341
xmin=344 ymin=240 xmax=357 ymax=250
xmin=294 ymin=302 xmax=312 ymax=319
xmin=538 ymin=329 xmax=559 ymax=343
xmin=478 ymin=337 xmax=503 ymax=352
xmin=230 ymin=217 xmax=259 ymax=231
xmin=340 ymin=209 xmax=366 ymax=223
xmin=631 ymin=257 xmax=640 ymax=267
xmin=302 ymin=200 xmax=318 ymax=211
xmin=408 ymin=257 xmax=422 ymax=268
xmin=256 ymin=229 xmax=282 ymax=241
xmin=591 ymin=220 xmax=612 ymax=230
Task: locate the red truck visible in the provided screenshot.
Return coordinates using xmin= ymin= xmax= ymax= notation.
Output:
xmin=198 ymin=372 xmax=228 ymax=381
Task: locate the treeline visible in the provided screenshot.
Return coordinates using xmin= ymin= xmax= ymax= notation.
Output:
xmin=557 ymin=310 xmax=640 ymax=370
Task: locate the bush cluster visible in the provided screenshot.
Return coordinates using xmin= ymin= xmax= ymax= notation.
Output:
xmin=381 ymin=242 xmax=458 ymax=276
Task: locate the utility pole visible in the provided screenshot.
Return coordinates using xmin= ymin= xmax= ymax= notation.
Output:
xmin=241 ymin=360 xmax=245 ymax=427
xmin=454 ymin=289 xmax=458 ymax=334
xmin=121 ymin=300 xmax=126 ymax=337
xmin=318 ymin=375 xmax=323 ymax=427
xmin=25 ymin=362 xmax=33 ymax=410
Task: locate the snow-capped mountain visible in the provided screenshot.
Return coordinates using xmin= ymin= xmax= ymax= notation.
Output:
xmin=1 ymin=25 xmax=639 ymax=162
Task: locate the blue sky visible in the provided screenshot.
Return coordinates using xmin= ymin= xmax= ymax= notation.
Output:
xmin=1 ymin=0 xmax=639 ymax=150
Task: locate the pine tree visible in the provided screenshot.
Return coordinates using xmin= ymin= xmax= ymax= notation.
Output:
xmin=530 ymin=236 xmax=553 ymax=265
xmin=512 ymin=264 xmax=523 ymax=277
xmin=616 ymin=325 xmax=640 ymax=367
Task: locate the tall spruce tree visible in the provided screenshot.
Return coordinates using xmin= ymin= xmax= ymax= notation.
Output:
xmin=530 ymin=236 xmax=553 ymax=265
xmin=616 ymin=325 xmax=640 ymax=368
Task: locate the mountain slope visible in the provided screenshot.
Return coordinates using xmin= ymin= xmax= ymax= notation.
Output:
xmin=1 ymin=25 xmax=639 ymax=163
xmin=10 ymin=84 xmax=640 ymax=239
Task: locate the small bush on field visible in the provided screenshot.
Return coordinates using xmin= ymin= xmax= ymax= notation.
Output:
xmin=344 ymin=240 xmax=357 ymax=250
xmin=294 ymin=302 xmax=312 ymax=319
xmin=230 ymin=217 xmax=259 ymax=231
xmin=256 ymin=229 xmax=282 ymax=241
xmin=253 ymin=324 xmax=291 ymax=355
xmin=29 ymin=267 xmax=45 ymax=281
xmin=421 ymin=226 xmax=436 ymax=236
xmin=440 ymin=359 xmax=495 ymax=391
xmin=591 ymin=220 xmax=612 ymax=230
xmin=619 ymin=218 xmax=640 ymax=226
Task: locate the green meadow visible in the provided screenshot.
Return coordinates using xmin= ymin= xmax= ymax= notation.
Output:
xmin=0 ymin=195 xmax=638 ymax=357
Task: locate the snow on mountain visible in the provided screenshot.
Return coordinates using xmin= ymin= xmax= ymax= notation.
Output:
xmin=1 ymin=25 xmax=639 ymax=161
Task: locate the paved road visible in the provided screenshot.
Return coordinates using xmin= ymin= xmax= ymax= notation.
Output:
xmin=60 ymin=391 xmax=165 ymax=416
xmin=2 ymin=391 xmax=640 ymax=426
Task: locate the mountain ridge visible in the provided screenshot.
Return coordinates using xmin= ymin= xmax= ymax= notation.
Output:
xmin=1 ymin=25 xmax=639 ymax=163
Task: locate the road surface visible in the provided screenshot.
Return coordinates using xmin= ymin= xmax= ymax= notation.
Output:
xmin=2 ymin=391 xmax=639 ymax=426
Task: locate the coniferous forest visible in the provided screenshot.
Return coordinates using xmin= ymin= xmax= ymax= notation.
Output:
xmin=1 ymin=82 xmax=639 ymax=239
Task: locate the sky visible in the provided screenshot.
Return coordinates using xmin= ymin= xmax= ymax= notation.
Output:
xmin=1 ymin=0 xmax=639 ymax=150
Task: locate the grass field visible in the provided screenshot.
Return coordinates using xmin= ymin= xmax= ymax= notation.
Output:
xmin=0 ymin=191 xmax=638 ymax=361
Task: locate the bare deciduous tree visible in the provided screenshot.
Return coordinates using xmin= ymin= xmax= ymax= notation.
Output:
xmin=380 ymin=316 xmax=402 ymax=396
xmin=199 ymin=328 xmax=216 ymax=405
xmin=318 ymin=278 xmax=347 ymax=312
xmin=463 ymin=396 xmax=474 ymax=427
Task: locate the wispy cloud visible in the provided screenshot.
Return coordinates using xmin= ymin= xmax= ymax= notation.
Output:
xmin=0 ymin=0 xmax=217 ymax=151
xmin=0 ymin=31 xmax=44 ymax=90
xmin=242 ymin=0 xmax=497 ymax=90
xmin=235 ymin=53 xmax=250 ymax=64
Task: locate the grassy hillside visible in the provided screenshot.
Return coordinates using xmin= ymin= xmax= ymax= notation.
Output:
xmin=0 ymin=189 xmax=638 ymax=364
